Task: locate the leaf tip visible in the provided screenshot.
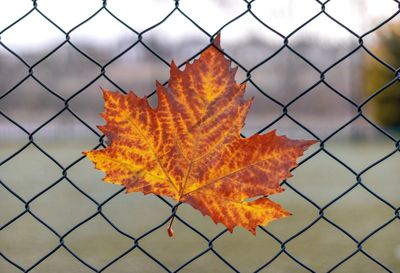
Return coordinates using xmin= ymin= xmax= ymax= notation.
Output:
xmin=309 ymin=139 xmax=319 ymax=145
xmin=101 ymin=87 xmax=111 ymax=97
xmin=170 ymin=60 xmax=178 ymax=70
xmin=300 ymin=139 xmax=319 ymax=151
xmin=213 ymin=33 xmax=221 ymax=48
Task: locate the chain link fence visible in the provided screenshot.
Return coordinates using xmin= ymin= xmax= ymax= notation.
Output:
xmin=1 ymin=0 xmax=400 ymax=272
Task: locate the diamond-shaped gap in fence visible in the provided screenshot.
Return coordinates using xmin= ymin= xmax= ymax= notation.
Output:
xmin=261 ymin=181 xmax=319 ymax=240
xmin=0 ymin=144 xmax=62 ymax=200
xmin=140 ymin=11 xmax=210 ymax=65
xmin=33 ymin=110 xmax=100 ymax=166
xmin=65 ymin=76 xmax=115 ymax=131
xmin=322 ymin=119 xmax=397 ymax=171
xmin=334 ymin=46 xmax=399 ymax=106
xmin=100 ymin=192 xmax=172 ymax=238
xmin=32 ymin=44 xmax=102 ymax=98
xmin=0 ymin=183 xmax=25 ymax=227
xmin=66 ymin=157 xmax=117 ymax=203
xmin=0 ymin=77 xmax=64 ymax=131
xmin=211 ymin=228 xmax=282 ymax=272
xmin=138 ymin=214 xmax=211 ymax=271
xmin=68 ymin=10 xmax=137 ymax=64
xmin=324 ymin=184 xmax=395 ymax=239
xmin=286 ymin=151 xmax=354 ymax=206
xmin=287 ymin=14 xmax=359 ymax=67
xmin=63 ymin=215 xmax=133 ymax=269
xmin=251 ymin=0 xmax=321 ymax=37
xmin=28 ymin=248 xmax=91 ymax=273
xmin=0 ymin=213 xmax=59 ymax=268
xmin=104 ymin=42 xmax=170 ymax=96
xmin=29 ymin=178 xmax=97 ymax=234
xmin=361 ymin=220 xmax=400 ymax=271
xmin=362 ymin=150 xmax=400 ymax=206
xmin=217 ymin=12 xmax=284 ymax=69
xmin=322 ymin=49 xmax=365 ymax=103
xmin=288 ymin=82 xmax=358 ymax=139
xmin=250 ymin=47 xmax=321 ymax=105
xmin=0 ymin=11 xmax=65 ymax=64
xmin=106 ymin=0 xmax=174 ymax=33
xmin=36 ymin=0 xmax=102 ymax=31
xmin=285 ymin=219 xmax=356 ymax=272
xmin=324 ymin=0 xmax=400 ymax=35
xmin=238 ymin=80 xmax=283 ymax=137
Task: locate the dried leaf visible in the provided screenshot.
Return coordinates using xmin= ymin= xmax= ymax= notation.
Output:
xmin=84 ymin=35 xmax=317 ymax=235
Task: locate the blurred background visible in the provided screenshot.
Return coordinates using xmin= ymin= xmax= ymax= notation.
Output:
xmin=1 ymin=0 xmax=399 ymax=272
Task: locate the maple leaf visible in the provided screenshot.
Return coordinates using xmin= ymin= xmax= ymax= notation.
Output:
xmin=84 ymin=34 xmax=317 ymax=236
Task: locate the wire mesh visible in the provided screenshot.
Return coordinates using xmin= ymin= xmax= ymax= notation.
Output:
xmin=0 ymin=0 xmax=399 ymax=272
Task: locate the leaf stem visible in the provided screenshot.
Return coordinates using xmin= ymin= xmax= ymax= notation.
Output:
xmin=167 ymin=207 xmax=179 ymax=237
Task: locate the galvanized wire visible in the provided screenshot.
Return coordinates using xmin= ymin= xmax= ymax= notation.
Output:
xmin=0 ymin=0 xmax=399 ymax=272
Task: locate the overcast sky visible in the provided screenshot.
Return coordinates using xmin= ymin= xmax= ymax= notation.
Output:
xmin=0 ymin=0 xmax=398 ymax=50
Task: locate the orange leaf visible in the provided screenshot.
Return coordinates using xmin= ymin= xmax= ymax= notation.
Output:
xmin=84 ymin=34 xmax=317 ymax=235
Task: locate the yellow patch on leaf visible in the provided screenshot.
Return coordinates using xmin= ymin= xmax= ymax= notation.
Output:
xmin=84 ymin=35 xmax=317 ymax=235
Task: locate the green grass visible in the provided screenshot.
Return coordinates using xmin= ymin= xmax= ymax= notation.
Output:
xmin=1 ymin=139 xmax=399 ymax=272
